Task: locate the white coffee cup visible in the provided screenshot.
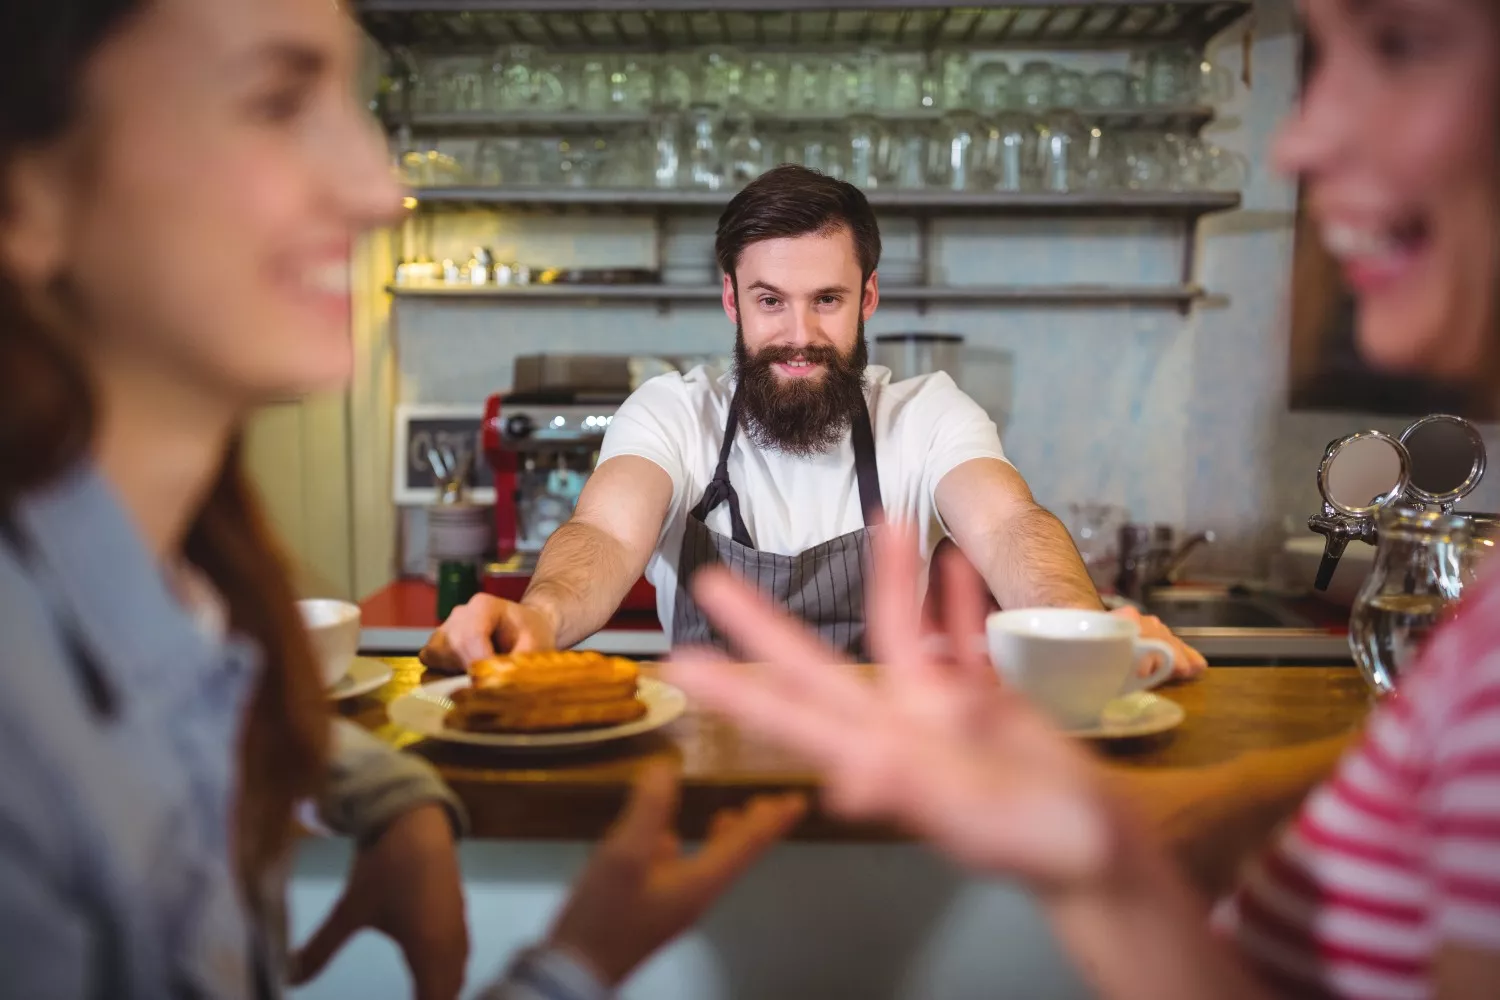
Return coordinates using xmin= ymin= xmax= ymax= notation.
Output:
xmin=297 ymin=599 xmax=361 ymax=688
xmin=987 ymin=608 xmax=1176 ymax=729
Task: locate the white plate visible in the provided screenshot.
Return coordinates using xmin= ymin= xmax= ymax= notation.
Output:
xmin=1065 ymin=692 xmax=1185 ymax=740
xmin=388 ymin=675 xmax=688 ymax=750
xmin=327 ymin=657 xmax=395 ymax=701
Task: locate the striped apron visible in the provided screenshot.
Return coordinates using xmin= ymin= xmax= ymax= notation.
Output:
xmin=671 ymin=388 xmax=885 ymax=658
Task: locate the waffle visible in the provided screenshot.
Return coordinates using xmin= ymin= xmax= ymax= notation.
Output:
xmin=446 ymin=651 xmax=649 ymax=733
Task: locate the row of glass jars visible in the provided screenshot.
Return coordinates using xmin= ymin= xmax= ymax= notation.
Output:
xmin=385 ymin=45 xmax=1232 ymax=120
xmin=398 ymin=108 xmax=1245 ymax=195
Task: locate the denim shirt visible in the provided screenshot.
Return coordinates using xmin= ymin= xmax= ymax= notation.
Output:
xmin=0 ymin=466 xmax=608 ymax=1000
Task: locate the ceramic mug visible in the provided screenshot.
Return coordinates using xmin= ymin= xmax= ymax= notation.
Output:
xmin=987 ymin=608 xmax=1175 ymax=728
xmin=298 ymin=598 xmax=361 ymax=688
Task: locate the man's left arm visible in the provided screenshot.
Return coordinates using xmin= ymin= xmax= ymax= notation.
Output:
xmin=935 ymin=459 xmax=1207 ymax=679
xmin=935 ymin=458 xmax=1101 ymax=611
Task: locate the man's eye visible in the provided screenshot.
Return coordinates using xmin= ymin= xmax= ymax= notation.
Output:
xmin=759 ymin=296 xmax=781 ymax=308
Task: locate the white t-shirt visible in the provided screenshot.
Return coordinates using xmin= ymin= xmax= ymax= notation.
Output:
xmin=596 ymin=364 xmax=1009 ymax=632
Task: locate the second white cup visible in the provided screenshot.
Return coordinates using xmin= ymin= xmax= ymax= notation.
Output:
xmin=987 ymin=608 xmax=1175 ymax=729
xmin=297 ymin=598 xmax=362 ymax=689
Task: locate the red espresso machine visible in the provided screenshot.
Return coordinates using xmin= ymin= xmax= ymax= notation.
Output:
xmin=481 ymin=354 xmax=657 ymax=614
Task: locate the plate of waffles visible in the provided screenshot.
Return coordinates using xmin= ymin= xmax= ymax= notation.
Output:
xmin=388 ymin=651 xmax=688 ymax=749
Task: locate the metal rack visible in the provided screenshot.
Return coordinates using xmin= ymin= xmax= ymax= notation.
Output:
xmin=388 ymin=281 xmax=1207 ymax=309
xmin=395 ymin=104 xmax=1218 ymax=136
xmin=355 ymin=2 xmax=1251 ymax=52
xmin=409 ymin=187 xmax=1241 ymax=217
xmin=363 ymin=1 xmax=1254 ymax=313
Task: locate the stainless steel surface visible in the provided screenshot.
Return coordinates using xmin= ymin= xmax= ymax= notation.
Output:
xmin=357 ymin=3 xmax=1251 ymax=52
xmin=513 ymin=353 xmax=637 ymax=394
xmin=1310 ymin=415 xmax=1491 ymax=595
xmin=1400 ymin=413 xmax=1487 ymax=508
xmin=1317 ymin=429 xmax=1409 ymax=518
xmin=386 ymin=282 xmax=1210 ymax=308
xmin=408 ymin=187 xmax=1243 ymax=215
xmin=1134 ymin=587 xmax=1351 ymax=662
xmin=1142 ymin=589 xmax=1313 ymax=630
xmin=1309 ymin=429 xmax=1410 ymax=592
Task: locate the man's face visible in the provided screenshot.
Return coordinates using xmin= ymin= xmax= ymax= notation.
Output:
xmin=724 ymin=226 xmax=880 ymax=455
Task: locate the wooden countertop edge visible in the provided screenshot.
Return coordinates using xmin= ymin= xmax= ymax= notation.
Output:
xmin=349 ymin=660 xmax=1372 ymax=842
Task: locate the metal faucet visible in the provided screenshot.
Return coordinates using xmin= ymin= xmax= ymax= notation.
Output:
xmin=1115 ymin=524 xmax=1215 ymax=603
xmin=1307 ymin=507 xmax=1380 ymax=591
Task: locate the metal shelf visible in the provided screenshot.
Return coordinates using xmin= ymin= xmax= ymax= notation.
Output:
xmin=356 ymin=2 xmax=1251 ymax=52
xmin=407 ymin=186 xmax=1242 ymax=218
xmin=386 ymin=281 xmax=1207 ymax=308
xmin=395 ymin=104 xmax=1217 ymax=134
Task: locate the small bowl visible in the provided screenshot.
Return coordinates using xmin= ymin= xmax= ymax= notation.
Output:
xmin=298 ymin=599 xmax=361 ymax=688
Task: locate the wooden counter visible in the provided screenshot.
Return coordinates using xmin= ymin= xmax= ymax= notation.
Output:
xmin=344 ymin=659 xmax=1371 ymax=841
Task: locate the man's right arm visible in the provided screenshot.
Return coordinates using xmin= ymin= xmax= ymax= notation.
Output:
xmin=420 ymin=455 xmax=674 ymax=669
xmin=522 ymin=456 xmax=674 ymax=649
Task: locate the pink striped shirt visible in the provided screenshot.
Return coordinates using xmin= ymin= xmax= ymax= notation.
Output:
xmin=1216 ymin=570 xmax=1500 ymax=998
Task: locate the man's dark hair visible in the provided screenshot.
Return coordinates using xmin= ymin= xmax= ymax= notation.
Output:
xmin=715 ymin=165 xmax=883 ymax=284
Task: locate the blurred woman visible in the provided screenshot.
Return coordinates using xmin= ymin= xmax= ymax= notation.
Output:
xmin=670 ymin=1 xmax=1500 ymax=996
xmin=0 ymin=1 xmax=800 ymax=998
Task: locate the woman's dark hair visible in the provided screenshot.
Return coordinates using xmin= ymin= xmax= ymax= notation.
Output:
xmin=0 ymin=1 xmax=328 ymax=892
xmin=715 ymin=164 xmax=883 ymax=285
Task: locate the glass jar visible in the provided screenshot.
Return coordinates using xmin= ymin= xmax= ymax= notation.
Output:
xmin=1348 ymin=506 xmax=1470 ymax=698
xmin=984 ymin=114 xmax=1034 ymax=192
xmin=650 ymin=113 xmax=682 ymax=189
xmin=1035 ymin=113 xmax=1085 ymax=193
xmin=846 ymin=116 xmax=882 ymax=189
xmin=1017 ymin=61 xmax=1055 ymax=111
xmin=939 ymin=111 xmax=983 ymax=192
xmin=1053 ymin=69 xmax=1086 ymax=109
xmin=685 ymin=105 xmax=724 ymax=191
xmin=972 ymin=60 xmax=1014 ymax=112
xmin=724 ymin=115 xmax=768 ymax=187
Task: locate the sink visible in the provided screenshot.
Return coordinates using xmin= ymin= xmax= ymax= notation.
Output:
xmin=1122 ymin=587 xmax=1347 ymax=663
xmin=1139 ymin=589 xmax=1314 ymax=631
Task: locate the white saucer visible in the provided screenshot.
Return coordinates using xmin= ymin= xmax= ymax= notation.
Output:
xmin=1065 ymin=692 xmax=1185 ymax=739
xmin=389 ymin=675 xmax=687 ymax=751
xmin=327 ymin=658 xmax=394 ymax=701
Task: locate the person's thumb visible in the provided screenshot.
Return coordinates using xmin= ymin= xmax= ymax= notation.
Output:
xmin=289 ymin=890 xmax=366 ymax=985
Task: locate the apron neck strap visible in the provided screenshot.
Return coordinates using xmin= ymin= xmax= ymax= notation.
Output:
xmin=850 ymin=398 xmax=884 ymax=528
xmin=692 ymin=383 xmax=886 ymax=549
xmin=690 ymin=387 xmax=755 ymax=547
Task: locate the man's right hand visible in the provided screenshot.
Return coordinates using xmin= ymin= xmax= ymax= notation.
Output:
xmin=418 ymin=595 xmax=558 ymax=673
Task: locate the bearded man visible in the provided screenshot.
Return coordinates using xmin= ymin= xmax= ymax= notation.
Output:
xmin=422 ymin=165 xmax=1204 ymax=675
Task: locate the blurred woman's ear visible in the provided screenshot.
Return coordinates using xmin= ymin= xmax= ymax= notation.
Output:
xmin=0 ymin=149 xmax=71 ymax=291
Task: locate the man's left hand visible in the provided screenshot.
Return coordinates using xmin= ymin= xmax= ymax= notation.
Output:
xmin=291 ymin=803 xmax=468 ymax=1000
xmin=1109 ymin=605 xmax=1207 ymax=681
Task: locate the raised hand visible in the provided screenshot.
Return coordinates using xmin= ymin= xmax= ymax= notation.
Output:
xmin=547 ymin=764 xmax=804 ymax=986
xmin=291 ymin=803 xmax=468 ymax=1000
xmin=666 ymin=524 xmax=1119 ymax=892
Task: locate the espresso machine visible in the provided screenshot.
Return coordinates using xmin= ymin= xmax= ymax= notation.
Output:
xmin=480 ymin=354 xmax=671 ymax=612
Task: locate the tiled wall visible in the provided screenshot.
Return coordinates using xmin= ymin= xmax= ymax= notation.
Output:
xmin=388 ymin=0 xmax=1500 ymax=582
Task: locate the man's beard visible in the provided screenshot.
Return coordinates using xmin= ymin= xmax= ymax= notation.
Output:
xmin=733 ymin=320 xmax=869 ymax=457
